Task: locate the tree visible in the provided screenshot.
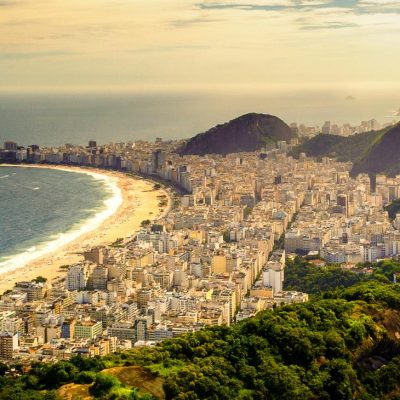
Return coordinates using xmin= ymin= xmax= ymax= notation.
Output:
xmin=37 ymin=361 xmax=79 ymax=388
xmin=75 ymin=370 xmax=96 ymax=384
xmin=89 ymin=373 xmax=121 ymax=398
xmin=0 ymin=362 xmax=8 ymax=376
xmin=32 ymin=276 xmax=47 ymax=284
xmin=141 ymin=219 xmax=151 ymax=228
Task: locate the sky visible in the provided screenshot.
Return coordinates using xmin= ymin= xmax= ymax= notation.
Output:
xmin=0 ymin=0 xmax=400 ymax=91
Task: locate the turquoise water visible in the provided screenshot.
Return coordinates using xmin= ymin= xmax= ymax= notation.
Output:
xmin=0 ymin=166 xmax=111 ymax=271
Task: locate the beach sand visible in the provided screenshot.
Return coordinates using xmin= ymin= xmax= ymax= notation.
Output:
xmin=0 ymin=165 xmax=169 ymax=293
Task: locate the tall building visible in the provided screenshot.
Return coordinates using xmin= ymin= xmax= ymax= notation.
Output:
xmin=0 ymin=332 xmax=18 ymax=360
xmin=4 ymin=141 xmax=17 ymax=151
xmin=321 ymin=121 xmax=331 ymax=134
xmin=84 ymin=246 xmax=105 ymax=264
xmin=61 ymin=319 xmax=76 ymax=339
xmin=337 ymin=194 xmax=349 ymax=217
xmin=137 ymin=288 xmax=152 ymax=309
xmin=65 ymin=264 xmax=90 ymax=291
xmin=151 ymin=149 xmax=166 ymax=173
xmin=134 ymin=317 xmax=150 ymax=341
xmin=153 ymin=271 xmax=172 ymax=289
xmin=212 ymin=254 xmax=227 ymax=274
xmin=91 ymin=265 xmax=108 ymax=290
xmin=262 ymin=261 xmax=284 ymax=293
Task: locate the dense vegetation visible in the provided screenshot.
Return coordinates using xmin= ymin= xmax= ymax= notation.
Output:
xmin=351 ymin=123 xmax=400 ymax=177
xmin=2 ymin=260 xmax=400 ymax=399
xmin=290 ymin=130 xmax=379 ymax=163
xmin=284 ymin=257 xmax=400 ymax=294
xmin=291 ymin=123 xmax=400 ymax=177
xmin=284 ymin=257 xmax=367 ymax=294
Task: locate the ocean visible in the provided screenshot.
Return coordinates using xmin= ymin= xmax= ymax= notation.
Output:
xmin=0 ymin=166 xmax=121 ymax=275
xmin=0 ymin=87 xmax=399 ymax=147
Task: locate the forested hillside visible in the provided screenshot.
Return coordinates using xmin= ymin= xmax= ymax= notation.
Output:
xmin=290 ymin=130 xmax=379 ymax=163
xmin=291 ymin=123 xmax=400 ymax=177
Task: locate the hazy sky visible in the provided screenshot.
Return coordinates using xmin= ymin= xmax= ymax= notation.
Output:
xmin=0 ymin=0 xmax=399 ymax=90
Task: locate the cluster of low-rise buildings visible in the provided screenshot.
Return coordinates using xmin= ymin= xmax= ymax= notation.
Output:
xmin=1 ymin=134 xmax=400 ymax=363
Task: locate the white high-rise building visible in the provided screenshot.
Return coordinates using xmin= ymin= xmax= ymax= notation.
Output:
xmin=262 ymin=261 xmax=284 ymax=293
xmin=65 ymin=264 xmax=90 ymax=291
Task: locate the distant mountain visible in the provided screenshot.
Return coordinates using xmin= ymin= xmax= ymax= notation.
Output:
xmin=291 ymin=123 xmax=400 ymax=176
xmin=178 ymin=113 xmax=296 ymax=155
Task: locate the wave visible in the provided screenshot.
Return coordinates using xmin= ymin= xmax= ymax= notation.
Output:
xmin=0 ymin=168 xmax=122 ymax=276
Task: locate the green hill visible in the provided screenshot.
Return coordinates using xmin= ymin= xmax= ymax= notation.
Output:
xmin=290 ymin=130 xmax=378 ymax=163
xmin=352 ymin=123 xmax=400 ymax=176
xmin=178 ymin=113 xmax=296 ymax=155
xmin=291 ymin=123 xmax=400 ymax=176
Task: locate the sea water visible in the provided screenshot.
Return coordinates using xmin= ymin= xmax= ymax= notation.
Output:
xmin=0 ymin=87 xmax=399 ymax=147
xmin=0 ymin=166 xmax=121 ymax=275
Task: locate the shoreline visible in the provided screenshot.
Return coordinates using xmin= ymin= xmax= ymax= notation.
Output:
xmin=0 ymin=164 xmax=167 ymax=293
xmin=0 ymin=165 xmax=123 ymax=275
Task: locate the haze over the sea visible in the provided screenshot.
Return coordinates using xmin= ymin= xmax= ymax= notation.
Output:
xmin=1 ymin=0 xmax=400 ymax=147
xmin=1 ymin=85 xmax=399 ymax=147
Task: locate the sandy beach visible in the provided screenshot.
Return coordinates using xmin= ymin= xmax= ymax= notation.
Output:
xmin=0 ymin=165 xmax=169 ymax=293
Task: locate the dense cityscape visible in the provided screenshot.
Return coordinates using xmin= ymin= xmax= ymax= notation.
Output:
xmin=0 ymin=126 xmax=399 ymax=365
